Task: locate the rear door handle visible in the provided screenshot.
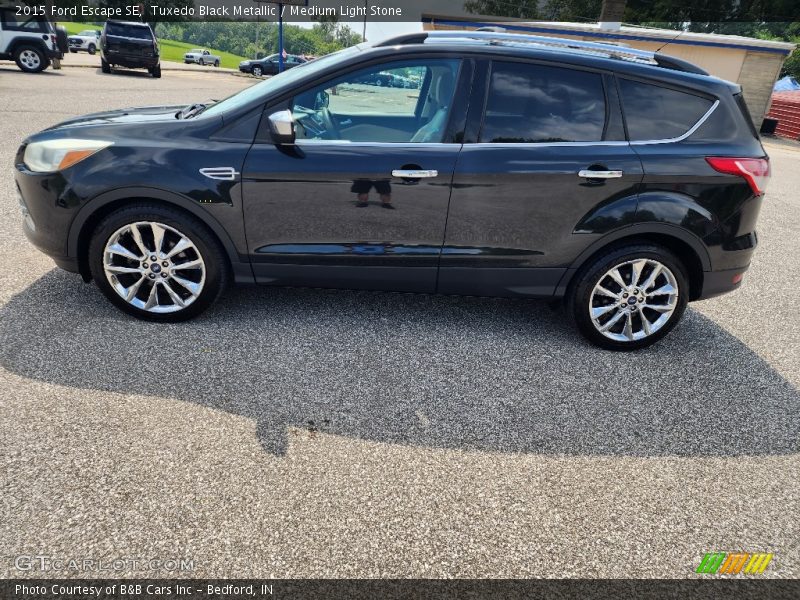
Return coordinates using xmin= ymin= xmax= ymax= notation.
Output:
xmin=578 ymin=169 xmax=623 ymax=179
xmin=392 ymin=169 xmax=438 ymax=178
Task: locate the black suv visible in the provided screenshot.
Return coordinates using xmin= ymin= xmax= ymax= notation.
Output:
xmin=100 ymin=20 xmax=160 ymax=78
xmin=13 ymin=32 xmax=770 ymax=349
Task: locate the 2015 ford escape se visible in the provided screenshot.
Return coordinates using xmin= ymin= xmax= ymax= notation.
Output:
xmin=13 ymin=32 xmax=770 ymax=350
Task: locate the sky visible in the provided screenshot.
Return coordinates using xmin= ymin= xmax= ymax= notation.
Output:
xmin=295 ymin=20 xmax=423 ymax=43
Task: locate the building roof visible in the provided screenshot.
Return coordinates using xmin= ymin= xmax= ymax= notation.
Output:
xmin=422 ymin=16 xmax=797 ymax=56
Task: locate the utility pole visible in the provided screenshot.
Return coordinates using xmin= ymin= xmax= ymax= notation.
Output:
xmin=278 ymin=2 xmax=284 ymax=72
xmin=363 ymin=0 xmax=367 ymax=42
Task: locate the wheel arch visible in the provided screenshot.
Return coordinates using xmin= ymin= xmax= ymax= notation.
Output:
xmin=557 ymin=224 xmax=709 ymax=301
xmin=68 ymin=187 xmax=250 ymax=283
xmin=7 ymin=37 xmax=49 ymax=57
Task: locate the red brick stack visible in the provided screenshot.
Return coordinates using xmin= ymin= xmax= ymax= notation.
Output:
xmin=766 ymin=91 xmax=800 ymax=140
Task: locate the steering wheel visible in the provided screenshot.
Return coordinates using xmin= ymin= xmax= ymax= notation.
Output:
xmin=318 ymin=106 xmax=340 ymax=139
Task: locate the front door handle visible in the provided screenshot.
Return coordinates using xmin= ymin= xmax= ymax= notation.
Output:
xmin=392 ymin=169 xmax=438 ymax=178
xmin=578 ymin=169 xmax=623 ymax=179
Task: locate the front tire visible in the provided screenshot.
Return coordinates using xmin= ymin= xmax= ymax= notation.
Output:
xmin=101 ymin=58 xmax=110 ymax=73
xmin=88 ymin=204 xmax=229 ymax=322
xmin=150 ymin=64 xmax=161 ymax=78
xmin=14 ymin=45 xmax=47 ymax=73
xmin=252 ymin=66 xmax=262 ymax=77
xmin=214 ymin=60 xmax=219 ymax=67
xmin=88 ymin=44 xmax=96 ymax=55
xmin=568 ymin=244 xmax=689 ymax=351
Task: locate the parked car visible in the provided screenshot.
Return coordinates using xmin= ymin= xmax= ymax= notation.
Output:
xmin=238 ymin=53 xmax=306 ymax=77
xmin=13 ymin=32 xmax=771 ymax=349
xmin=100 ymin=20 xmax=160 ymax=78
xmin=184 ymin=48 xmax=220 ymax=67
xmin=0 ymin=5 xmax=62 ymax=73
xmin=68 ymin=29 xmax=101 ymax=55
xmin=352 ymin=71 xmax=395 ymax=87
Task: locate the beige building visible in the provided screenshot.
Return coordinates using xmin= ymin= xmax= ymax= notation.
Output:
xmin=423 ymin=17 xmax=797 ymax=128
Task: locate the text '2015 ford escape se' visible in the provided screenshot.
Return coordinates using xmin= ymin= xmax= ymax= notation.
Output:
xmin=14 ymin=32 xmax=770 ymax=350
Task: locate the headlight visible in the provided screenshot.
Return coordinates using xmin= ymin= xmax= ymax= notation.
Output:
xmin=23 ymin=139 xmax=112 ymax=173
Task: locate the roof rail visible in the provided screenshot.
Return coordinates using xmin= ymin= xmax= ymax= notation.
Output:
xmin=376 ymin=30 xmax=709 ymax=75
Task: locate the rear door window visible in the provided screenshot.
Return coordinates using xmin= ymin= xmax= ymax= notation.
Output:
xmin=480 ymin=61 xmax=607 ymax=143
xmin=618 ymin=79 xmax=714 ymax=141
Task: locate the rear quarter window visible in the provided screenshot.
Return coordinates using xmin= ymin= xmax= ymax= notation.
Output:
xmin=619 ymin=78 xmax=714 ymax=141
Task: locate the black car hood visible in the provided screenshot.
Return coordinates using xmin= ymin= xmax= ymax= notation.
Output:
xmin=45 ymin=105 xmax=184 ymax=130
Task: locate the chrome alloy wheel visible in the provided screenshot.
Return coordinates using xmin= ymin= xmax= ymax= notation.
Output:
xmin=103 ymin=221 xmax=206 ymax=313
xmin=589 ymin=258 xmax=679 ymax=342
xmin=20 ymin=49 xmax=41 ymax=70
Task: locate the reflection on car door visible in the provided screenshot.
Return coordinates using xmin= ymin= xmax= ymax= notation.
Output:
xmin=242 ymin=58 xmax=468 ymax=293
xmin=440 ymin=59 xmax=644 ymax=297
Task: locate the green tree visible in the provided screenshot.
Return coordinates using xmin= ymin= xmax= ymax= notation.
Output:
xmin=463 ymin=0 xmax=540 ymax=19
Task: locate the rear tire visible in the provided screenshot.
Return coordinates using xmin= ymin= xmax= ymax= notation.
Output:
xmin=567 ymin=244 xmax=689 ymax=351
xmin=88 ymin=204 xmax=229 ymax=322
xmin=14 ymin=45 xmax=47 ymax=73
xmin=199 ymin=58 xmax=204 ymax=66
xmin=101 ymin=58 xmax=110 ymax=73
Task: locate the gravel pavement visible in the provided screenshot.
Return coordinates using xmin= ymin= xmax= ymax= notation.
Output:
xmin=0 ymin=64 xmax=798 ymax=579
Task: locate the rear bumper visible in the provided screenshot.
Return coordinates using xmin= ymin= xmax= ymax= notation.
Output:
xmin=696 ymin=266 xmax=749 ymax=300
xmin=104 ymin=53 xmax=159 ymax=69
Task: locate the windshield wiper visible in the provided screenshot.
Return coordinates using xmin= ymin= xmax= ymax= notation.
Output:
xmin=178 ymin=103 xmax=207 ymax=119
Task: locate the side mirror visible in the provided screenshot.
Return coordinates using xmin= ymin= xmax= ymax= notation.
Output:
xmin=267 ymin=110 xmax=295 ymax=145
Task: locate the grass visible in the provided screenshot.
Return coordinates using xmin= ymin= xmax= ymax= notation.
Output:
xmin=60 ymin=22 xmax=248 ymax=69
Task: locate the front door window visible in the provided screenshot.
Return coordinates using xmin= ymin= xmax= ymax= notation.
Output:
xmin=290 ymin=59 xmax=460 ymax=143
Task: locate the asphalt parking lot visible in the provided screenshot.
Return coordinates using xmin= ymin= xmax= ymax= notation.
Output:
xmin=0 ymin=64 xmax=798 ymax=578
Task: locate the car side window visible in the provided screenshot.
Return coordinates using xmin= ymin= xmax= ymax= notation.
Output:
xmin=480 ymin=61 xmax=607 ymax=143
xmin=290 ymin=59 xmax=459 ymax=143
xmin=618 ymin=78 xmax=714 ymax=141
xmin=1 ymin=12 xmax=48 ymax=32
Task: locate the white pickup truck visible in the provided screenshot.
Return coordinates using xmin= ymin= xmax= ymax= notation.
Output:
xmin=183 ymin=48 xmax=220 ymax=67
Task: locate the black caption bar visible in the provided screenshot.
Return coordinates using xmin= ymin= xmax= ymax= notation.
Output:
xmin=3 ymin=580 xmax=800 ymax=600
xmin=21 ymin=0 xmax=800 ymax=23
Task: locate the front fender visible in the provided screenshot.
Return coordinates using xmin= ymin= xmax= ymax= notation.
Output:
xmin=67 ymin=186 xmax=254 ymax=283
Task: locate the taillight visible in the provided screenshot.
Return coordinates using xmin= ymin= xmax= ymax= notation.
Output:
xmin=706 ymin=157 xmax=770 ymax=196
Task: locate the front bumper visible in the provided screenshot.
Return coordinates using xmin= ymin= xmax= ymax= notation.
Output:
xmin=14 ymin=163 xmax=76 ymax=266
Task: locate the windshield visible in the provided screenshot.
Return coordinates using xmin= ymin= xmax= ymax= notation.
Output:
xmin=79 ymin=30 xmax=98 ymax=36
xmin=106 ymin=23 xmax=153 ymax=40
xmin=202 ymin=45 xmax=365 ymax=118
xmin=191 ymin=49 xmax=203 ymax=53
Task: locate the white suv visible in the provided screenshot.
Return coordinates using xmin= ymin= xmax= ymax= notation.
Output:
xmin=68 ymin=29 xmax=100 ymax=55
xmin=0 ymin=5 xmax=61 ymax=73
